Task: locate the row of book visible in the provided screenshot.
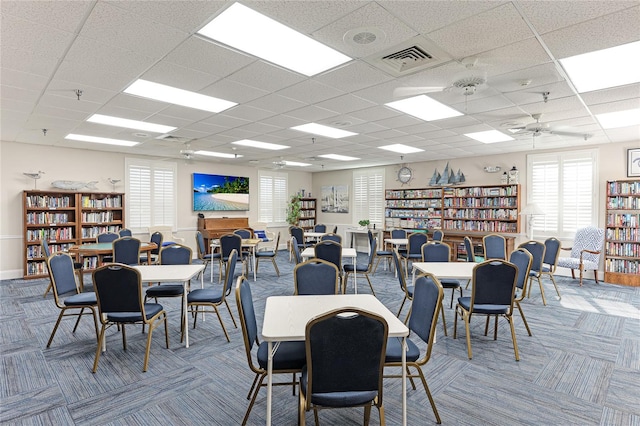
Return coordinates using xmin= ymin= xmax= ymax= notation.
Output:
xmin=81 ymin=225 xmax=122 ymax=239
xmin=605 ymin=258 xmax=639 ymax=274
xmin=26 ymin=212 xmax=72 ymax=225
xmin=26 ymin=227 xmax=74 ymax=242
xmin=26 ymin=261 xmax=47 ymax=276
xmin=299 ymin=210 xmax=315 ymax=218
xmin=386 ymin=200 xmax=441 ymax=208
xmin=25 ymin=195 xmax=73 ymax=208
xmin=443 ymin=197 xmax=518 ymax=208
xmin=606 ymin=213 xmax=639 ymax=228
xmin=81 ymin=195 xmax=122 ymax=208
xmin=26 ymin=243 xmax=73 ymax=259
xmin=386 ymin=209 xmax=440 ymax=219
xmin=605 ymin=227 xmax=638 ymax=241
xmin=81 ymin=211 xmax=117 ymax=223
xmin=443 ymin=185 xmax=518 ymax=197
xmin=442 ymin=220 xmax=518 ymax=233
xmin=443 ymin=209 xmax=518 ymax=220
xmin=607 ymin=196 xmax=640 ymax=209
xmin=605 ymin=242 xmax=640 ymax=257
xmin=300 ymin=201 xmax=315 ymax=209
xmin=298 ymin=219 xmax=315 ymax=228
xmin=385 ymin=189 xmax=443 ymax=199
xmin=607 ymin=181 xmax=640 ymax=195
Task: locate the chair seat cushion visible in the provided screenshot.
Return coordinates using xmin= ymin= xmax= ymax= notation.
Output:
xmin=343 ymin=264 xmax=368 ymax=273
xmin=406 ymin=285 xmax=414 ymax=298
xmin=376 ymin=250 xmax=392 ymax=256
xmin=146 ymin=284 xmax=184 ymax=297
xmin=385 ymin=336 xmax=420 ymax=363
xmin=187 ymin=288 xmax=223 ymax=303
xmin=64 ymin=291 xmax=97 ymax=306
xmin=203 ymin=253 xmax=221 ymax=260
xmin=301 ymin=366 xmax=378 ymax=407
xmin=402 ymin=253 xmax=421 ymax=260
xmin=458 ymin=297 xmax=508 ymax=315
xmin=257 ymin=341 xmax=306 ymax=370
xmin=440 ymin=279 xmax=461 ymax=289
xmin=256 ymin=251 xmax=275 ymax=257
xmin=557 ymin=258 xmax=598 ymax=270
xmin=107 ymin=303 xmax=163 ymax=322
xmin=73 ymin=262 xmax=83 ymax=270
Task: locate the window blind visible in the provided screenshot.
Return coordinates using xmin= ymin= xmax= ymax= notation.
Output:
xmin=126 ymin=158 xmax=177 ymax=232
xmin=258 ymin=170 xmax=287 ymax=224
xmin=353 ymin=168 xmax=384 ymax=227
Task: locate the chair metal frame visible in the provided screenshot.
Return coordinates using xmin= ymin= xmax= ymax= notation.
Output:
xmin=392 ymin=250 xmax=413 ymax=321
xmin=255 ymin=231 xmax=281 ymax=277
xmin=291 ymin=236 xmax=303 ymax=265
xmin=42 ymin=239 xmax=84 ymax=297
xmin=343 ymin=236 xmax=377 ymax=296
xmin=401 ymin=232 xmax=427 ymax=274
xmin=518 ymin=240 xmax=551 ymax=305
xmin=196 ymin=230 xmax=221 ymax=282
xmin=140 ymin=231 xmax=163 ymax=265
xmin=541 ymin=237 xmax=562 ymax=296
xmin=509 ymin=248 xmax=534 ymax=336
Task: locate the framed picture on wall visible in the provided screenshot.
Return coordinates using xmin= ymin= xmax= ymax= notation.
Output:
xmin=628 ymin=148 xmax=640 ymax=177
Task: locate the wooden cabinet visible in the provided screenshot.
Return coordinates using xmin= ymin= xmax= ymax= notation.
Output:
xmin=604 ymin=180 xmax=639 ymax=286
xmin=22 ymin=191 xmax=125 ymax=279
xmin=298 ymin=198 xmax=316 ymax=230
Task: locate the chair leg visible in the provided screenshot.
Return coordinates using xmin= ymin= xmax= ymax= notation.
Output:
xmin=272 ymin=258 xmax=280 ymax=277
xmin=246 ymin=373 xmax=260 ymax=400
xmin=46 ymin=310 xmax=66 ymax=348
xmin=515 ymin=301 xmax=532 ymax=336
xmin=43 ymin=282 xmax=52 ymax=298
xmin=224 ymin=299 xmax=238 ymax=328
xmin=71 ymin=307 xmax=85 ymax=332
xmin=377 ymin=402 xmax=386 ymax=426
xmin=243 ymin=373 xmax=266 ymax=425
xmin=143 ymin=322 xmax=154 ymax=372
xmin=92 ymin=325 xmax=107 ymax=373
xmin=537 ymin=277 xmax=547 ymax=306
xmin=439 ymin=302 xmax=448 ymax=337
xmin=213 ymin=306 xmax=231 ymax=342
xmin=415 ymin=365 xmax=442 ymax=424
xmin=298 ymin=389 xmax=306 ymax=426
xmin=547 ymin=274 xmax=562 ymax=299
xmin=593 ymin=270 xmax=599 ymax=284
xmin=396 ymin=296 xmax=407 ymax=318
xmin=493 ymin=315 xmax=499 ymax=340
xmin=364 ymin=403 xmax=372 ymax=425
xmin=507 ymin=315 xmax=520 ymax=361
xmin=365 ymin=273 xmax=376 ymax=297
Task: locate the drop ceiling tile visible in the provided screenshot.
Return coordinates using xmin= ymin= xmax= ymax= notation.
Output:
xmin=284 ymin=105 xmax=340 ymax=122
xmin=47 ymin=80 xmax=118 ymax=104
xmin=580 ymin=83 xmax=640 ymax=106
xmin=490 ymin=63 xmax=564 ymax=94
xmin=0 ymin=84 xmax=41 ymax=104
xmin=315 ymin=60 xmax=394 ymax=93
xmin=101 ymin=93 xmax=168 ymax=116
xmin=151 ymin=107 xmax=213 ymax=124
xmin=221 ymin=105 xmax=275 ymax=123
xmin=202 ymin=79 xmax=269 ymax=104
xmin=1 ymin=68 xmax=49 ymax=93
xmin=373 ymin=114 xmax=423 ymax=129
xmin=315 ymin=94 xmax=377 ymax=115
xmin=200 ymin=114 xmax=252 ymax=129
xmin=259 ymin=114 xmax=308 ymax=129
xmin=352 ymin=106 xmax=401 ymax=122
xmin=38 ymin=93 xmax=100 ymax=115
xmin=227 ymin=60 xmax=305 ymax=93
xmin=1 ymin=47 xmax=60 ymax=77
xmin=277 ymin=80 xmax=345 ymax=104
xmin=54 ymin=60 xmax=135 ymax=92
xmin=140 ymin=61 xmax=220 ymax=92
xmin=0 ymin=14 xmax=75 ymax=59
xmin=246 ymin=94 xmax=307 ymax=115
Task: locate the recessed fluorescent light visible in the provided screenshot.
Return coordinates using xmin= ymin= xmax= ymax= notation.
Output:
xmin=65 ymin=134 xmax=139 ymax=147
xmin=464 ymin=130 xmax=515 ymax=144
xmin=198 ymin=2 xmax=351 ymax=77
xmin=385 ymin=95 xmax=463 ymax=121
xmin=124 ymin=79 xmax=237 ymax=113
xmin=560 ymin=41 xmax=640 ymax=93
xmin=194 ymin=150 xmax=241 ymax=159
xmin=283 ymin=160 xmax=311 ymax=167
xmin=87 ymin=114 xmax=176 ymax=133
xmin=291 ymin=123 xmax=357 ymax=139
xmin=378 ymin=144 xmax=424 ymax=154
xmin=318 ymin=154 xmax=360 ymax=161
xmin=596 ymin=108 xmax=640 ymax=129
xmin=232 ymin=139 xmax=289 ymax=150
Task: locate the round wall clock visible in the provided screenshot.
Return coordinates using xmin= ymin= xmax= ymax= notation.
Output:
xmin=397 ymin=166 xmax=413 ymax=184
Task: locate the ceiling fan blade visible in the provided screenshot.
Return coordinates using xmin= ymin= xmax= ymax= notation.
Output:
xmin=393 ymin=86 xmax=446 ymax=98
xmin=549 ymin=130 xmax=591 ymax=139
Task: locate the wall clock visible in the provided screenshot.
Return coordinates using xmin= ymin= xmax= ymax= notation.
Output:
xmin=397 ymin=166 xmax=413 ymax=184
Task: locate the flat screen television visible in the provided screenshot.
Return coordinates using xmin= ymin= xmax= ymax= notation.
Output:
xmin=193 ymin=173 xmax=249 ymax=211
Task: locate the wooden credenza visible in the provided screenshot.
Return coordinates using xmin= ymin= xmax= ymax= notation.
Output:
xmin=197 ymin=217 xmax=252 ymax=249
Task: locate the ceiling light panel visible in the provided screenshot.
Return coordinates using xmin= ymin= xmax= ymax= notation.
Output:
xmin=378 ymin=144 xmax=424 ymax=154
xmin=231 ymin=139 xmax=289 ymax=150
xmin=87 ymin=114 xmax=176 ymax=133
xmin=596 ymin=108 xmax=640 ymax=129
xmin=65 ymin=134 xmax=139 ymax=147
xmin=124 ymin=79 xmax=237 ymax=113
xmin=318 ymin=154 xmax=360 ymax=161
xmin=385 ymin=95 xmax=463 ymax=121
xmin=194 ymin=150 xmax=241 ymax=159
xmin=464 ymin=130 xmax=515 ymax=144
xmin=283 ymin=160 xmax=311 ymax=167
xmin=291 ymin=123 xmax=358 ymax=138
xmin=198 ymin=2 xmax=351 ymax=77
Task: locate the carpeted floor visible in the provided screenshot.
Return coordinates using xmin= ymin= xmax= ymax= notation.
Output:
xmin=1 ymin=251 xmax=639 ymax=425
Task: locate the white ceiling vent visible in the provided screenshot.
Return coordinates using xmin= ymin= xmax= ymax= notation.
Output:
xmin=365 ymin=36 xmax=452 ymax=77
xmin=154 ymin=134 xmax=193 ymax=147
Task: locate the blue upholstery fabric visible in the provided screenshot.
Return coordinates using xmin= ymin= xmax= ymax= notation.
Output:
xmin=97 ymin=232 xmax=119 ymax=243
xmin=320 ymin=233 xmax=342 ymax=244
xmin=543 ymin=238 xmax=561 ymax=267
xmin=119 ymin=228 xmax=132 ymax=237
xmin=187 ymin=288 xmax=223 ymax=303
xmin=384 ymin=337 xmax=420 ymax=363
xmin=257 ymin=341 xmax=306 ymax=370
xmin=294 ymin=260 xmax=339 ymax=295
xmin=557 ymin=227 xmax=604 ymax=272
xmin=290 ymin=226 xmax=310 ymax=249
xmin=64 ymin=292 xmax=97 ymax=306
xmin=113 ymin=237 xmax=141 ymax=265
xmin=432 ymin=229 xmax=444 ymax=242
xmin=49 ymin=253 xmax=80 ymax=295
xmin=107 ymin=303 xmax=163 ymax=322
xmin=509 ymin=249 xmax=532 ymax=291
xmin=314 ymin=240 xmax=342 ymax=272
xmin=519 ymin=241 xmax=545 ymax=275
xmin=291 ymin=236 xmax=303 ymax=264
xmin=407 ymin=276 xmax=440 ymax=344
xmin=314 ymin=224 xmax=327 ymax=233
xmin=457 ymin=297 xmax=509 ymax=315
xmin=146 ymin=245 xmax=191 ymax=298
xmin=483 ymin=234 xmax=507 ymax=260
xmin=146 ymin=285 xmax=183 ymax=297
xmin=234 ymin=229 xmax=252 ymax=239
xmin=256 ymin=251 xmax=275 ymax=257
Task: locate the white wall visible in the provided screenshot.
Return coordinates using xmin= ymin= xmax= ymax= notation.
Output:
xmin=0 ymin=140 xmax=311 ymax=279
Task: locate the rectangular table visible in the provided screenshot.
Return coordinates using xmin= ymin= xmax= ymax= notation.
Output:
xmin=262 ymin=294 xmax=409 ymax=426
xmin=346 ymin=228 xmax=382 ymax=254
xmin=134 ymin=264 xmax=205 ymax=348
xmin=411 ymin=261 xmax=476 ymax=288
xmin=211 ymin=238 xmax=261 ymax=282
xmin=300 ymin=247 xmax=360 ymax=293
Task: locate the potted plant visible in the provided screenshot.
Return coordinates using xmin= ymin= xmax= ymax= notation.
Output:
xmin=358 ymin=219 xmax=370 ymax=230
xmin=287 ymin=195 xmax=302 ymax=225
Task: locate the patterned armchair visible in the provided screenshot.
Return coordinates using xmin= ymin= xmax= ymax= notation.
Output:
xmin=557 ymin=227 xmax=604 ymax=286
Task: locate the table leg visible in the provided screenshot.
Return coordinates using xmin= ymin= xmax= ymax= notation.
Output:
xmin=266 ymin=341 xmax=280 ymax=426
xmin=184 ymin=280 xmax=189 ymax=348
xmin=402 ymin=336 xmax=407 ymax=426
xmin=353 ymin=256 xmax=358 ymax=294
xmin=253 ymin=247 xmax=257 ymax=282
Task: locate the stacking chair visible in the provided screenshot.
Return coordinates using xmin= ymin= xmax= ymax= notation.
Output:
xmin=42 ymin=239 xmax=84 ymax=297
xmin=314 ymin=224 xmax=326 ymax=233
xmin=196 ymin=230 xmax=221 ymax=282
xmin=482 ymin=234 xmax=507 ymax=260
xmin=401 ymin=232 xmax=428 ymax=274
xmin=372 ymin=241 xmax=393 ymax=275
xmin=234 ymin=228 xmax=253 ymax=239
xmin=464 ymin=236 xmax=484 ymax=263
xmin=518 ymin=240 xmax=549 ymax=305
xmin=391 ymin=229 xmax=407 ymax=255
xmin=509 ymin=248 xmax=534 ymax=336
xmin=314 ymin=240 xmax=342 ymax=281
xmin=290 ymin=226 xmax=311 ymax=252
xmin=118 ymin=228 xmax=132 ymax=237
xmin=343 ymin=236 xmax=377 ymax=296
xmin=96 ymin=231 xmax=119 ymax=263
xmin=220 ymin=233 xmax=249 ymax=279
xmin=145 ymin=244 xmax=192 ymax=342
xmin=294 ymin=259 xmax=340 ymax=295
xmin=393 ymin=250 xmax=414 ymax=321
xmin=92 ymin=263 xmax=169 ymax=372
xmin=541 ymin=237 xmax=562 ymax=297
xmin=320 ymin=233 xmax=342 ymax=244
xmin=557 ymin=226 xmax=604 ymax=286
xmin=112 ymin=237 xmax=141 ymax=265
xmin=235 ymin=276 xmax=305 ymax=425
xmin=291 ymin=236 xmax=303 ymax=265
xmin=384 ymin=273 xmax=443 ymax=424
xmin=454 ymin=260 xmax=520 ymax=361
xmin=421 ymin=241 xmax=463 ymax=309
xmin=140 ymin=231 xmax=163 ymax=265
xmin=299 ymin=307 xmax=388 ymax=425
xmin=255 ymin=232 xmax=281 ymax=277
xmin=45 ymin=253 xmax=99 ymax=348
xmin=187 ymin=250 xmax=238 ymax=342
xmin=432 ymin=229 xmax=444 ymax=242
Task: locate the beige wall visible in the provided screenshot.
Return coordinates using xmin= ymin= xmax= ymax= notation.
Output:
xmin=0 ymin=140 xmax=311 ymax=279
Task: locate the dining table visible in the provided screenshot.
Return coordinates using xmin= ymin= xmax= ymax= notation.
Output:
xmin=262 ymin=294 xmax=409 ymax=426
xmin=411 ymin=261 xmax=476 ymax=286
xmin=210 ymin=238 xmax=261 ymax=282
xmin=300 ymin=246 xmax=360 ymax=293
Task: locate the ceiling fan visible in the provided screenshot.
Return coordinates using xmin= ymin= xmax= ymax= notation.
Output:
xmin=180 ymin=143 xmax=195 ymax=160
xmin=507 ymin=114 xmax=592 ymax=140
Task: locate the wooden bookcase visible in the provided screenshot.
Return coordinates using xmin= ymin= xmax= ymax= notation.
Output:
xmin=298 ymin=198 xmax=317 ymax=230
xmin=604 ymin=180 xmax=639 ymax=286
xmin=385 ymin=184 xmax=520 ymax=234
xmin=22 ymin=191 xmax=125 ymax=279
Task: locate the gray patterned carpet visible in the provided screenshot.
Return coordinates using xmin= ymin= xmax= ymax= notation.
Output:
xmin=1 ymin=252 xmax=639 ymax=425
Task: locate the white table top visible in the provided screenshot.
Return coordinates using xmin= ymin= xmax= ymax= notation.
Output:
xmin=304 ymin=232 xmax=327 ymax=238
xmin=385 ymin=238 xmax=408 ymax=245
xmin=133 ymin=264 xmax=205 ymax=282
xmin=262 ymin=294 xmax=408 ymax=341
xmin=412 ymin=261 xmax=476 ymax=279
xmin=301 ymin=247 xmax=357 ymax=259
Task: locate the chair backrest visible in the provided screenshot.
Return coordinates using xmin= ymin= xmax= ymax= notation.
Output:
xmin=112 ymin=237 xmax=141 ymax=265
xmin=93 ymin=264 xmax=144 ymax=315
xmin=234 ymin=228 xmax=252 ymax=239
xmin=314 ymin=224 xmax=326 ymax=233
xmin=149 ymin=231 xmax=163 ymax=255
xmin=543 ymin=237 xmax=561 ymax=270
xmin=235 ymin=275 xmax=260 ymax=370
xmin=290 ymin=226 xmax=305 ymax=246
xmin=119 ymin=228 xmax=132 ymax=237
xmin=463 ymin=236 xmax=475 ymax=262
xmin=392 ymin=250 xmax=408 ymax=293
xmin=518 ymin=240 xmax=545 ymax=273
xmin=314 ymin=240 xmax=342 ymax=271
xmin=432 ymin=229 xmax=444 ymax=242
xmin=509 ymin=248 xmax=532 ymax=291
xmin=570 ymin=227 xmax=604 ymax=265
xmin=195 ymin=231 xmax=207 ymax=260
xmin=421 ymin=241 xmax=450 ymax=262
xmin=332 ymin=225 xmax=338 ymax=234
xmin=391 ymin=229 xmax=407 ymax=239
xmin=408 ymin=233 xmax=428 ymax=255
xmin=97 ymin=232 xmax=119 ymax=243
xmin=291 ymin=236 xmax=303 ymax=264
xmin=366 ymin=237 xmax=377 ymax=269
xmin=470 ymin=260 xmax=517 ymax=312
xmin=483 ymin=234 xmax=507 ymax=260
xmin=408 ymin=274 xmax=444 ymax=359
xmin=220 ymin=233 xmax=242 ymax=259
xmin=41 ymin=239 xmax=51 ymax=257
xmin=320 ymin=233 xmax=342 ymax=244
xmin=305 ymin=308 xmax=388 ymax=401
xmin=222 ymin=250 xmax=238 ymax=298
xmin=46 ymin=252 xmax=79 ymax=303
xmin=159 ymin=244 xmax=192 ymax=265
xmin=294 ymin=259 xmax=340 ymax=295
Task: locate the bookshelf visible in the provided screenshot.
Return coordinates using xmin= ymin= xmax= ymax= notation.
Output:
xmin=78 ymin=192 xmax=124 ymax=270
xmin=604 ymin=180 xmax=639 ymax=286
xmin=385 ymin=188 xmax=443 ymax=230
xmin=298 ymin=198 xmax=317 ymax=230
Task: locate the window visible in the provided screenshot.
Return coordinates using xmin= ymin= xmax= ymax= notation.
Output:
xmin=353 ymin=168 xmax=384 ymax=227
xmin=258 ymin=170 xmax=287 ymax=224
xmin=527 ymin=149 xmax=598 ymax=238
xmin=125 ymin=158 xmax=177 ymax=232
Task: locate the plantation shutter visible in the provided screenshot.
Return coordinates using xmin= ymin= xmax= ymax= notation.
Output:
xmin=353 ymin=168 xmax=384 ymax=227
xmin=126 ymin=158 xmax=177 ymax=232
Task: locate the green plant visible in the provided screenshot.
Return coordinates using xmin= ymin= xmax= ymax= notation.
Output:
xmin=287 ymin=195 xmax=302 ymax=225
xmin=358 ymin=219 xmax=370 ymax=227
